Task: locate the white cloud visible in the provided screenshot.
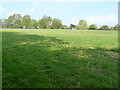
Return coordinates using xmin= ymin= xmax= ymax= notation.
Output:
xmin=8 ymin=11 xmax=24 ymax=17
xmin=8 ymin=11 xmax=19 ymax=16
xmin=70 ymin=16 xmax=79 ymax=25
xmin=32 ymin=0 xmax=40 ymax=6
xmin=85 ymin=14 xmax=118 ymax=26
xmin=0 ymin=6 xmax=6 ymax=11
xmin=28 ymin=8 xmax=36 ymax=12
xmin=46 ymin=7 xmax=52 ymax=11
xmin=69 ymin=14 xmax=117 ymax=26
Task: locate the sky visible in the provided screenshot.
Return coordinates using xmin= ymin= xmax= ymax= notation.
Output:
xmin=0 ymin=0 xmax=119 ymax=27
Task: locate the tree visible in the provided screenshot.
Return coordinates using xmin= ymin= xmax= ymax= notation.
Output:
xmin=69 ymin=24 xmax=76 ymax=29
xmin=0 ymin=19 xmax=3 ymax=28
xmin=89 ymin=24 xmax=98 ymax=30
xmin=78 ymin=20 xmax=88 ymax=30
xmin=4 ymin=16 xmax=14 ymax=28
xmin=11 ymin=13 xmax=22 ymax=28
xmin=22 ymin=15 xmax=31 ymax=28
xmin=38 ymin=16 xmax=52 ymax=29
xmin=62 ymin=25 xmax=68 ymax=29
xmin=2 ymin=19 xmax=8 ymax=28
xmin=31 ymin=19 xmax=38 ymax=28
xmin=50 ymin=18 xmax=62 ymax=29
xmin=113 ymin=24 xmax=118 ymax=30
xmin=109 ymin=26 xmax=113 ymax=30
xmin=3 ymin=13 xmax=22 ymax=28
xmin=100 ymin=25 xmax=109 ymax=30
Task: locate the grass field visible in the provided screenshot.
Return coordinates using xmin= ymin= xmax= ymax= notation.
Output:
xmin=2 ymin=29 xmax=118 ymax=88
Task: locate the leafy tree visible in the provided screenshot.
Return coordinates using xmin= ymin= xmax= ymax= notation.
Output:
xmin=50 ymin=18 xmax=62 ymax=29
xmin=2 ymin=13 xmax=118 ymax=30
xmin=2 ymin=19 xmax=8 ymax=28
xmin=100 ymin=25 xmax=109 ymax=30
xmin=118 ymin=25 xmax=120 ymax=30
xmin=4 ymin=16 xmax=14 ymax=28
xmin=62 ymin=25 xmax=68 ymax=29
xmin=3 ymin=18 xmax=14 ymax=28
xmin=69 ymin=24 xmax=76 ymax=29
xmin=22 ymin=15 xmax=31 ymax=28
xmin=3 ymin=13 xmax=22 ymax=28
xmin=109 ymin=26 xmax=113 ymax=30
xmin=38 ymin=16 xmax=52 ymax=29
xmin=89 ymin=24 xmax=98 ymax=30
xmin=113 ymin=24 xmax=118 ymax=30
xmin=78 ymin=20 xmax=88 ymax=30
xmin=31 ymin=19 xmax=38 ymax=28
xmin=0 ymin=19 xmax=3 ymax=28
xmin=12 ymin=13 xmax=22 ymax=28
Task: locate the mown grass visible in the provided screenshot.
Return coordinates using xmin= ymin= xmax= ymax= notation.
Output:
xmin=2 ymin=29 xmax=118 ymax=88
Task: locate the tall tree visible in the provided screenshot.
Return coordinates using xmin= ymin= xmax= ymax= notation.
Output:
xmin=69 ymin=24 xmax=76 ymax=29
xmin=31 ymin=19 xmax=38 ymax=28
xmin=100 ymin=25 xmax=109 ymax=30
xmin=13 ymin=13 xmax=22 ymax=28
xmin=2 ymin=19 xmax=8 ymax=28
xmin=38 ymin=16 xmax=52 ymax=29
xmin=89 ymin=24 xmax=98 ymax=30
xmin=22 ymin=15 xmax=31 ymax=28
xmin=62 ymin=25 xmax=68 ymax=29
xmin=5 ymin=15 xmax=14 ymax=28
xmin=113 ymin=24 xmax=118 ymax=30
xmin=78 ymin=20 xmax=88 ymax=30
xmin=4 ymin=13 xmax=22 ymax=28
xmin=50 ymin=18 xmax=62 ymax=29
xmin=0 ymin=19 xmax=3 ymax=28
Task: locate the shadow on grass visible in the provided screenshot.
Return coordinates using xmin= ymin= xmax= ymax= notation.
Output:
xmin=2 ymin=31 xmax=118 ymax=88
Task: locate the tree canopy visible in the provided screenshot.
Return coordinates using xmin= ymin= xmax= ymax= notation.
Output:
xmin=78 ymin=20 xmax=88 ymax=30
xmin=50 ymin=18 xmax=62 ymax=29
xmin=0 ymin=18 xmax=3 ymax=28
xmin=0 ymin=13 xmax=118 ymax=30
xmin=31 ymin=19 xmax=38 ymax=29
xmin=89 ymin=24 xmax=98 ymax=30
xmin=113 ymin=24 xmax=118 ymax=30
xmin=22 ymin=15 xmax=31 ymax=28
xmin=38 ymin=16 xmax=52 ymax=29
xmin=100 ymin=25 xmax=109 ymax=30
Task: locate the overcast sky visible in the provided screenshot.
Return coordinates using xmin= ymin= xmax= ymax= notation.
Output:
xmin=0 ymin=0 xmax=118 ymax=27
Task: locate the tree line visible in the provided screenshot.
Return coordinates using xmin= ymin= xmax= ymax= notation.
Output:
xmin=0 ymin=13 xmax=118 ymax=30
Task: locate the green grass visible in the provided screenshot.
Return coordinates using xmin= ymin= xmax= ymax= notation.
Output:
xmin=2 ymin=29 xmax=118 ymax=88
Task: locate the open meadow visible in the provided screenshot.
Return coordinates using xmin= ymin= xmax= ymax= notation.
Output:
xmin=2 ymin=29 xmax=118 ymax=88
